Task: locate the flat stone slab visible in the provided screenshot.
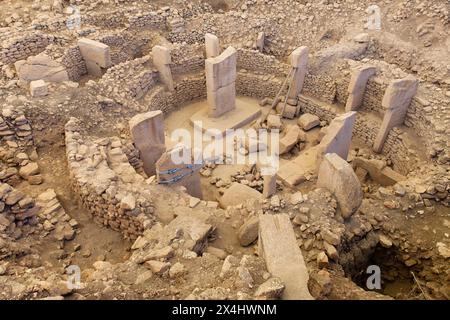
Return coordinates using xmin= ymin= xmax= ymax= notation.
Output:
xmin=277 ymin=146 xmax=318 ymax=187
xmin=259 ymin=214 xmax=313 ymax=300
xmin=190 ymin=97 xmax=261 ymax=136
xmin=219 ymin=182 xmax=262 ymax=208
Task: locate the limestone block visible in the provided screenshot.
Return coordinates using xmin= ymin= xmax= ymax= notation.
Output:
xmin=15 ymin=53 xmax=69 ymax=82
xmin=256 ymin=32 xmax=265 ymax=52
xmin=30 ymin=80 xmax=48 ymax=97
xmin=316 ymin=111 xmax=356 ymax=171
xmin=279 ymin=125 xmax=301 ymax=155
xmin=345 ymin=65 xmax=376 ymax=111
xmin=317 ymin=153 xmax=362 ymax=218
xmin=207 ymin=83 xmax=236 ymax=117
xmin=353 ymin=157 xmax=406 ymax=186
xmin=205 ymin=47 xmax=237 ymax=91
xmin=219 ymin=183 xmax=262 ymax=208
xmin=205 ymin=46 xmax=237 ymax=118
xmin=373 ymin=76 xmax=418 ymax=153
xmin=259 ymin=214 xmax=313 ymax=300
xmin=263 ymin=174 xmax=277 ymax=198
xmin=205 ymin=33 xmax=220 ymax=58
xmin=267 ymin=114 xmax=282 ymax=129
xmin=152 ymin=45 xmax=174 ymax=91
xmin=288 ymin=46 xmax=309 ymax=99
xmin=129 ymin=111 xmax=165 ymax=177
xmin=238 ymin=216 xmax=259 ymax=246
xmin=276 ymin=103 xmax=297 ymax=119
xmin=298 ymin=113 xmax=320 ymax=131
xmin=78 ymin=38 xmax=112 ymax=68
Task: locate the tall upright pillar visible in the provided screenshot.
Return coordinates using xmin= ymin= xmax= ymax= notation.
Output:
xmin=152 ymin=45 xmax=174 ymax=91
xmin=78 ymin=38 xmax=112 ymax=76
xmin=345 ymin=65 xmax=376 ymax=112
xmin=288 ymin=46 xmax=309 ymax=100
xmin=205 ymin=33 xmax=220 ymax=58
xmin=206 ymin=46 xmax=237 ymax=118
xmin=373 ymin=75 xmax=418 ymax=153
xmin=129 ymin=111 xmax=166 ymax=177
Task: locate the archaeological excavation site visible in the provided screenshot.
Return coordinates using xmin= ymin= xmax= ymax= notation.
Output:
xmin=0 ymin=0 xmax=449 ymax=302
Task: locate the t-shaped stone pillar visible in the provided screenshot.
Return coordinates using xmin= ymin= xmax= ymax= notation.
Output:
xmin=288 ymin=46 xmax=309 ymax=100
xmin=152 ymin=45 xmax=174 ymax=92
xmin=78 ymin=38 xmax=112 ymax=76
xmin=373 ymin=75 xmax=418 ymax=153
xmin=205 ymin=46 xmax=237 ymax=118
xmin=345 ymin=65 xmax=376 ymax=112
xmin=205 ymin=33 xmax=220 ymax=58
xmin=129 ymin=111 xmax=166 ymax=177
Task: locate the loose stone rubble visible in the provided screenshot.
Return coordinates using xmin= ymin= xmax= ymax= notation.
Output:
xmin=0 ymin=0 xmax=449 ymax=302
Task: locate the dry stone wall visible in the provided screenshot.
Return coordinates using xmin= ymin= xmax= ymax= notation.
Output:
xmin=147 ymin=75 xmax=206 ymax=114
xmin=170 ymin=43 xmax=204 ymax=75
xmin=65 ymin=118 xmax=155 ymax=240
xmin=43 ymin=44 xmax=87 ymax=82
xmin=303 ymin=73 xmax=337 ymax=104
xmin=97 ymin=56 xmax=159 ymax=102
xmin=0 ymin=30 xmax=60 ymax=66
xmin=237 ymin=73 xmax=281 ymax=99
xmin=127 ymin=12 xmax=167 ymax=30
xmin=237 ymin=49 xmax=289 ymax=78
xmin=0 ymin=182 xmax=39 ymax=239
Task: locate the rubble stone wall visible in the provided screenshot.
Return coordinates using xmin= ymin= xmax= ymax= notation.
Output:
xmin=0 ymin=182 xmax=39 ymax=237
xmin=361 ymin=78 xmax=387 ymax=115
xmin=128 ymin=12 xmax=167 ymax=30
xmin=61 ymin=46 xmax=88 ymax=82
xmin=171 ymin=43 xmax=204 ymax=75
xmin=83 ymin=11 xmax=127 ymax=29
xmin=303 ymin=73 xmax=337 ymax=104
xmin=236 ymin=73 xmax=281 ymax=99
xmin=237 ymin=49 xmax=289 ymax=78
xmin=0 ymin=106 xmax=33 ymax=148
xmin=98 ymin=56 xmax=159 ymax=101
xmin=0 ymin=31 xmax=59 ymax=65
xmin=335 ymin=73 xmax=351 ymax=105
xmin=64 ymin=118 xmax=155 ymax=240
xmin=44 ymin=44 xmax=87 ymax=82
xmin=147 ymin=75 xmax=206 ymax=114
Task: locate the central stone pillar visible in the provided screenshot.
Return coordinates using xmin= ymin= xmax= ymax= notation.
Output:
xmin=206 ymin=46 xmax=237 ymax=118
xmin=190 ymin=43 xmax=261 ymax=135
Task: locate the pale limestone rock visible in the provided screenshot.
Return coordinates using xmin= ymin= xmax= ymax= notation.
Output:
xmin=317 ymin=153 xmax=362 ymax=218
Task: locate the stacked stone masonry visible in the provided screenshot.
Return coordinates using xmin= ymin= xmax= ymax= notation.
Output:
xmin=0 ymin=31 xmax=60 ymax=65
xmin=64 ymin=118 xmax=155 ymax=240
